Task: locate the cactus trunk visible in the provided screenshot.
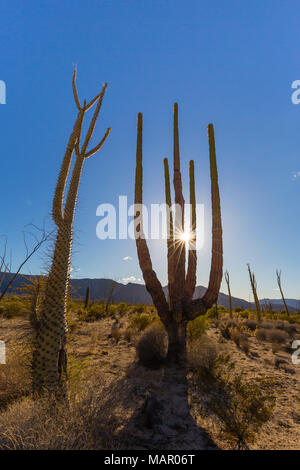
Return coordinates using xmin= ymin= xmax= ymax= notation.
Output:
xmin=134 ymin=104 xmax=223 ymax=363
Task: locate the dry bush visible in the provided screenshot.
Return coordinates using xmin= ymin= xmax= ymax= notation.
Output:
xmin=196 ymin=355 xmax=276 ymax=449
xmin=124 ymin=327 xmax=135 ymax=343
xmin=244 ymin=320 xmax=257 ymax=331
xmin=255 ymin=328 xmax=267 ymax=341
xmin=229 ymin=327 xmax=242 ymax=346
xmin=111 ymin=327 xmax=122 ymax=343
xmin=260 ymin=321 xmax=274 ymax=330
xmin=136 ymin=324 xmax=168 ymax=366
xmin=240 ymin=337 xmax=250 ymax=355
xmin=219 ymin=319 xmax=238 ymax=340
xmin=187 ymin=336 xmax=218 ymax=380
xmin=267 ymin=329 xmax=288 ymax=344
xmin=129 ymin=313 xmax=159 ymax=331
xmin=0 ymin=344 xmax=31 ymax=409
xmin=0 ymin=377 xmax=122 ymax=450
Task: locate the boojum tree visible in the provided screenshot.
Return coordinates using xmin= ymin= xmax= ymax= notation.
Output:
xmin=134 ymin=104 xmax=223 ymax=361
xmin=247 ymin=264 xmax=261 ymax=322
xmin=224 ymin=270 xmax=233 ymax=318
xmin=276 ymin=269 xmax=289 ymax=316
xmin=33 ymin=70 xmax=111 ymax=394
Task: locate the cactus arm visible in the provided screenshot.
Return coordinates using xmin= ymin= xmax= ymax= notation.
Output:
xmin=72 ymin=68 xmax=82 ymax=111
xmin=85 ymin=127 xmax=111 ymax=158
xmin=225 ymin=270 xmax=233 ymax=318
xmin=134 ymin=113 xmax=170 ymax=323
xmin=164 ymin=157 xmax=174 ymax=308
xmin=184 ymin=160 xmax=197 ymax=302
xmin=52 ymin=110 xmax=83 ymax=227
xmin=247 ymin=264 xmax=261 ymax=321
xmin=172 ymin=103 xmax=186 ymax=307
xmin=201 ymin=123 xmax=223 ymax=308
xmin=80 ymin=83 xmax=107 ymax=156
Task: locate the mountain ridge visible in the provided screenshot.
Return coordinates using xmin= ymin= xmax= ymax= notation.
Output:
xmin=0 ymin=272 xmax=298 ymax=311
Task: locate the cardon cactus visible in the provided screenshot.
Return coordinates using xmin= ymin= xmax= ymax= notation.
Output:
xmin=134 ymin=104 xmax=223 ymax=361
xmin=84 ymin=285 xmax=90 ymax=309
xmin=33 ymin=70 xmax=111 ymax=395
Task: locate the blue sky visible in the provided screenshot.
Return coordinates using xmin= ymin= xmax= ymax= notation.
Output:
xmin=0 ymin=0 xmax=300 ymax=300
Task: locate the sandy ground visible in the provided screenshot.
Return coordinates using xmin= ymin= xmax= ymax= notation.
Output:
xmin=0 ymin=313 xmax=300 ymax=450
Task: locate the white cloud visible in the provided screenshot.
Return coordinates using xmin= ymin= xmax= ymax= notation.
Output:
xmin=122 ymin=276 xmax=142 ymax=283
xmin=122 ymin=256 xmax=133 ymax=261
xmin=293 ymin=171 xmax=300 ymax=179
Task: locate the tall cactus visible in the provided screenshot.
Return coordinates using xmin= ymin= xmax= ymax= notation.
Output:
xmin=276 ymin=269 xmax=289 ymax=316
xmin=84 ymin=285 xmax=90 ymax=309
xmin=33 ymin=70 xmax=111 ymax=394
xmin=247 ymin=264 xmax=261 ymax=321
xmin=134 ymin=105 xmax=223 ymax=361
xmin=224 ymin=270 xmax=233 ymax=318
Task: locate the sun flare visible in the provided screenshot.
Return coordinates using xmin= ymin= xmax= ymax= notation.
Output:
xmin=179 ymin=230 xmax=192 ymax=244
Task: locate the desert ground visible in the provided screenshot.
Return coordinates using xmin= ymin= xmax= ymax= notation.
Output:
xmin=0 ymin=301 xmax=299 ymax=450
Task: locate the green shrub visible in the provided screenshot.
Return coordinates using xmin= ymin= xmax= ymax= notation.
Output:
xmin=78 ymin=303 xmax=106 ymax=322
xmin=0 ymin=297 xmax=28 ymax=318
xmin=129 ymin=312 xmax=160 ymax=331
xmin=196 ymin=354 xmax=275 ymax=449
xmin=116 ymin=302 xmax=127 ymax=315
xmin=187 ymin=316 xmax=209 ymax=341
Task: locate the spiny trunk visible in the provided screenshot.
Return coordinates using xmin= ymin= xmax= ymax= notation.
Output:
xmin=33 ymin=225 xmax=72 ymax=395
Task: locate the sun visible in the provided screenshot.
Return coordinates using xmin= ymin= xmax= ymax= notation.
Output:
xmin=179 ymin=230 xmax=192 ymax=244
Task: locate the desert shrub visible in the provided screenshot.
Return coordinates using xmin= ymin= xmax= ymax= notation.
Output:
xmin=0 ymin=296 xmax=28 ymax=319
xmin=124 ymin=327 xmax=135 ymax=343
xmin=129 ymin=312 xmax=160 ymax=331
xmin=267 ymin=329 xmax=288 ymax=344
xmin=196 ymin=354 xmax=275 ymax=449
xmin=282 ymin=323 xmax=296 ymax=336
xmin=136 ymin=324 xmax=168 ymax=366
xmin=244 ymin=320 xmax=257 ymax=331
xmin=237 ymin=310 xmax=250 ymax=319
xmin=287 ymin=315 xmax=300 ymax=325
xmin=0 ymin=344 xmax=31 ymax=409
xmin=78 ymin=303 xmax=106 ymax=322
xmin=111 ymin=327 xmax=122 ymax=343
xmin=234 ymin=307 xmax=243 ymax=313
xmin=260 ymin=321 xmax=274 ymax=330
xmin=134 ymin=305 xmax=145 ymax=314
xmin=116 ymin=302 xmax=127 ymax=315
xmin=187 ymin=336 xmax=218 ymax=379
xmin=240 ymin=337 xmax=250 ymax=355
xmin=255 ymin=328 xmax=267 ymax=341
xmin=207 ymin=373 xmax=275 ymax=449
xmin=229 ymin=327 xmax=242 ymax=346
xmin=219 ymin=319 xmax=238 ymax=339
xmin=187 ymin=316 xmax=209 ymax=341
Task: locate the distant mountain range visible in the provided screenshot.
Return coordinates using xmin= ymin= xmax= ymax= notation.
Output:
xmin=0 ymin=272 xmax=298 ymax=312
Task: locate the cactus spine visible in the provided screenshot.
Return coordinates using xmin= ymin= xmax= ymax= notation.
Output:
xmin=247 ymin=264 xmax=261 ymax=321
xmin=276 ymin=269 xmax=289 ymax=316
xmin=224 ymin=270 xmax=233 ymax=318
xmin=84 ymin=285 xmax=90 ymax=309
xmin=134 ymin=104 xmax=223 ymax=361
xmin=33 ymin=70 xmax=111 ymax=395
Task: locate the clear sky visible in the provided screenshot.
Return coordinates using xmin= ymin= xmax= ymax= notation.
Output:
xmin=1 ymin=0 xmax=300 ymax=300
